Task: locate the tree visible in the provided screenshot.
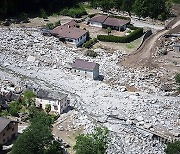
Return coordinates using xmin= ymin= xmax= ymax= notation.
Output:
xmin=175 ymin=73 xmax=180 ymax=92
xmin=29 ymin=107 xmax=53 ymax=127
xmin=12 ymin=108 xmax=60 ymax=154
xmin=22 ymin=90 xmax=36 ymax=107
xmin=45 ymin=104 xmax=51 ymax=113
xmin=165 ymin=141 xmax=180 ymax=154
xmin=9 ymin=101 xmax=21 ymax=116
xmin=175 ymin=73 xmax=180 ymax=84
xmin=0 ymin=110 xmax=9 ymax=117
xmin=106 ymin=27 xmax=112 ymax=35
xmin=99 ymin=0 xmax=114 ymax=12
xmin=12 ymin=122 xmax=53 ymax=154
xmin=74 ymin=127 xmax=109 ymax=154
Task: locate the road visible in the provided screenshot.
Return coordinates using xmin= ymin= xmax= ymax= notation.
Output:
xmin=122 ymin=17 xmax=180 ymax=69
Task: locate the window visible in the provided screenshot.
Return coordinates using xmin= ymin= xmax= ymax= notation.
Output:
xmin=85 ymin=71 xmax=87 ymax=74
xmin=3 ymin=133 xmax=5 ymax=136
xmin=3 ymin=139 xmax=5 ymax=143
xmin=12 ymin=127 xmax=14 ymax=131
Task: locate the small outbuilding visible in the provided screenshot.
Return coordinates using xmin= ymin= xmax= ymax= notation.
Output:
xmin=174 ymin=44 xmax=180 ymax=52
xmin=71 ymin=59 xmax=99 ymax=80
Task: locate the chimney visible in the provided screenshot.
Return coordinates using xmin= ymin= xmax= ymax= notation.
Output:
xmin=68 ymin=25 xmax=70 ymax=28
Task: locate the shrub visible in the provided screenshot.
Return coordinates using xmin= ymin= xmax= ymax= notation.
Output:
xmin=45 ymin=23 xmax=54 ymax=30
xmin=54 ymin=20 xmax=61 ymax=27
xmin=60 ymin=6 xmax=87 ymax=18
xmin=85 ymin=50 xmax=98 ymax=58
xmin=83 ymin=38 xmax=97 ymax=49
xmin=20 ymin=13 xmax=29 ymax=23
xmin=39 ymin=9 xmax=48 ymax=19
xmin=97 ymin=28 xmax=143 ymax=43
xmin=88 ymin=14 xmax=96 ymax=18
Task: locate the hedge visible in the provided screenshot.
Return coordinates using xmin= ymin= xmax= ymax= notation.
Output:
xmin=83 ymin=38 xmax=97 ymax=48
xmin=97 ymin=28 xmax=143 ymax=43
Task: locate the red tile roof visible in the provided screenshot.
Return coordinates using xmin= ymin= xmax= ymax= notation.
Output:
xmin=103 ymin=17 xmax=130 ymax=27
xmin=89 ymin=15 xmax=108 ymax=23
xmin=71 ymin=59 xmax=99 ymax=71
xmin=51 ymin=20 xmax=87 ymax=39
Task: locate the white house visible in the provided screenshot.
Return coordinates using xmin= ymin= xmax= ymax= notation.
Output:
xmin=88 ymin=15 xmax=130 ymax=31
xmin=35 ymin=89 xmax=68 ymax=114
xmin=51 ymin=20 xmax=88 ymax=47
xmin=88 ymin=15 xmax=108 ymax=28
xmin=71 ymin=59 xmax=99 ymax=80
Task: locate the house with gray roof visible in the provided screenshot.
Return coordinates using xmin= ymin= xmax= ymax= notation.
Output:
xmin=35 ymin=89 xmax=68 ymax=114
xmin=0 ymin=117 xmax=18 ymax=144
xmin=71 ymin=59 xmax=99 ymax=80
xmin=88 ymin=14 xmax=130 ymax=31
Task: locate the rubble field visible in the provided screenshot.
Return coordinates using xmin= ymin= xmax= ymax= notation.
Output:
xmin=0 ymin=27 xmax=179 ymax=154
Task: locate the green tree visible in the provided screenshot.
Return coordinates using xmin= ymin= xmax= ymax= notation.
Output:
xmin=175 ymin=73 xmax=180 ymax=92
xmin=44 ymin=140 xmax=64 ymax=154
xmin=106 ymin=27 xmax=112 ymax=35
xmin=74 ymin=127 xmax=109 ymax=154
xmin=12 ymin=123 xmax=53 ymax=154
xmin=29 ymin=108 xmax=53 ymax=127
xmin=0 ymin=110 xmax=10 ymax=117
xmin=99 ymin=0 xmax=114 ymax=12
xmin=22 ymin=90 xmax=36 ymax=107
xmin=9 ymin=101 xmax=21 ymax=116
xmin=45 ymin=104 xmax=51 ymax=113
xmin=165 ymin=141 xmax=180 ymax=154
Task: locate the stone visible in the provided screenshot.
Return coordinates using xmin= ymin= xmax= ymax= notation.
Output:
xmin=27 ymin=55 xmax=35 ymax=62
xmin=136 ymin=116 xmax=144 ymax=122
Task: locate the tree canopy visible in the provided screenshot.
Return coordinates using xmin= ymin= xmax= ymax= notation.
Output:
xmin=165 ymin=141 xmax=180 ymax=154
xmin=74 ymin=127 xmax=109 ymax=154
xmin=12 ymin=108 xmax=63 ymax=154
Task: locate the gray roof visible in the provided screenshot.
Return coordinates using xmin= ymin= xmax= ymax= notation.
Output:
xmin=71 ymin=59 xmax=99 ymax=71
xmin=0 ymin=117 xmax=17 ymax=133
xmin=89 ymin=15 xmax=108 ymax=23
xmin=36 ymin=89 xmax=67 ymax=101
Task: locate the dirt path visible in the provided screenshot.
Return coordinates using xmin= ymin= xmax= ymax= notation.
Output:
xmin=121 ymin=17 xmax=180 ymax=69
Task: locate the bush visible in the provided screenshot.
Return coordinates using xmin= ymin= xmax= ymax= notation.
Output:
xmin=39 ymin=9 xmax=48 ymax=19
xmin=97 ymin=28 xmax=143 ymax=43
xmin=88 ymin=14 xmax=96 ymax=18
xmin=54 ymin=20 xmax=61 ymax=27
xmin=83 ymin=38 xmax=97 ymax=49
xmin=85 ymin=50 xmax=98 ymax=58
xmin=20 ymin=13 xmax=29 ymax=23
xmin=60 ymin=6 xmax=87 ymax=18
xmin=45 ymin=23 xmax=54 ymax=30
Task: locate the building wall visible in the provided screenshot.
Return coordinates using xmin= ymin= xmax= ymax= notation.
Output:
xmin=89 ymin=21 xmax=103 ymax=28
xmin=35 ymin=96 xmax=68 ymax=114
xmin=72 ymin=68 xmax=94 ymax=79
xmin=0 ymin=122 xmax=18 ymax=145
xmin=174 ymin=46 xmax=180 ymax=52
xmin=93 ymin=64 xmax=99 ymax=80
xmin=75 ymin=34 xmax=87 ymax=46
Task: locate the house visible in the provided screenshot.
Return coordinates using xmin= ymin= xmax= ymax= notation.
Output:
xmin=88 ymin=15 xmax=108 ymax=28
xmin=35 ymin=89 xmax=68 ymax=114
xmin=0 ymin=117 xmax=18 ymax=145
xmin=88 ymin=15 xmax=130 ymax=31
xmin=71 ymin=59 xmax=99 ymax=80
xmin=51 ymin=20 xmax=88 ymax=47
xmin=174 ymin=44 xmax=180 ymax=52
